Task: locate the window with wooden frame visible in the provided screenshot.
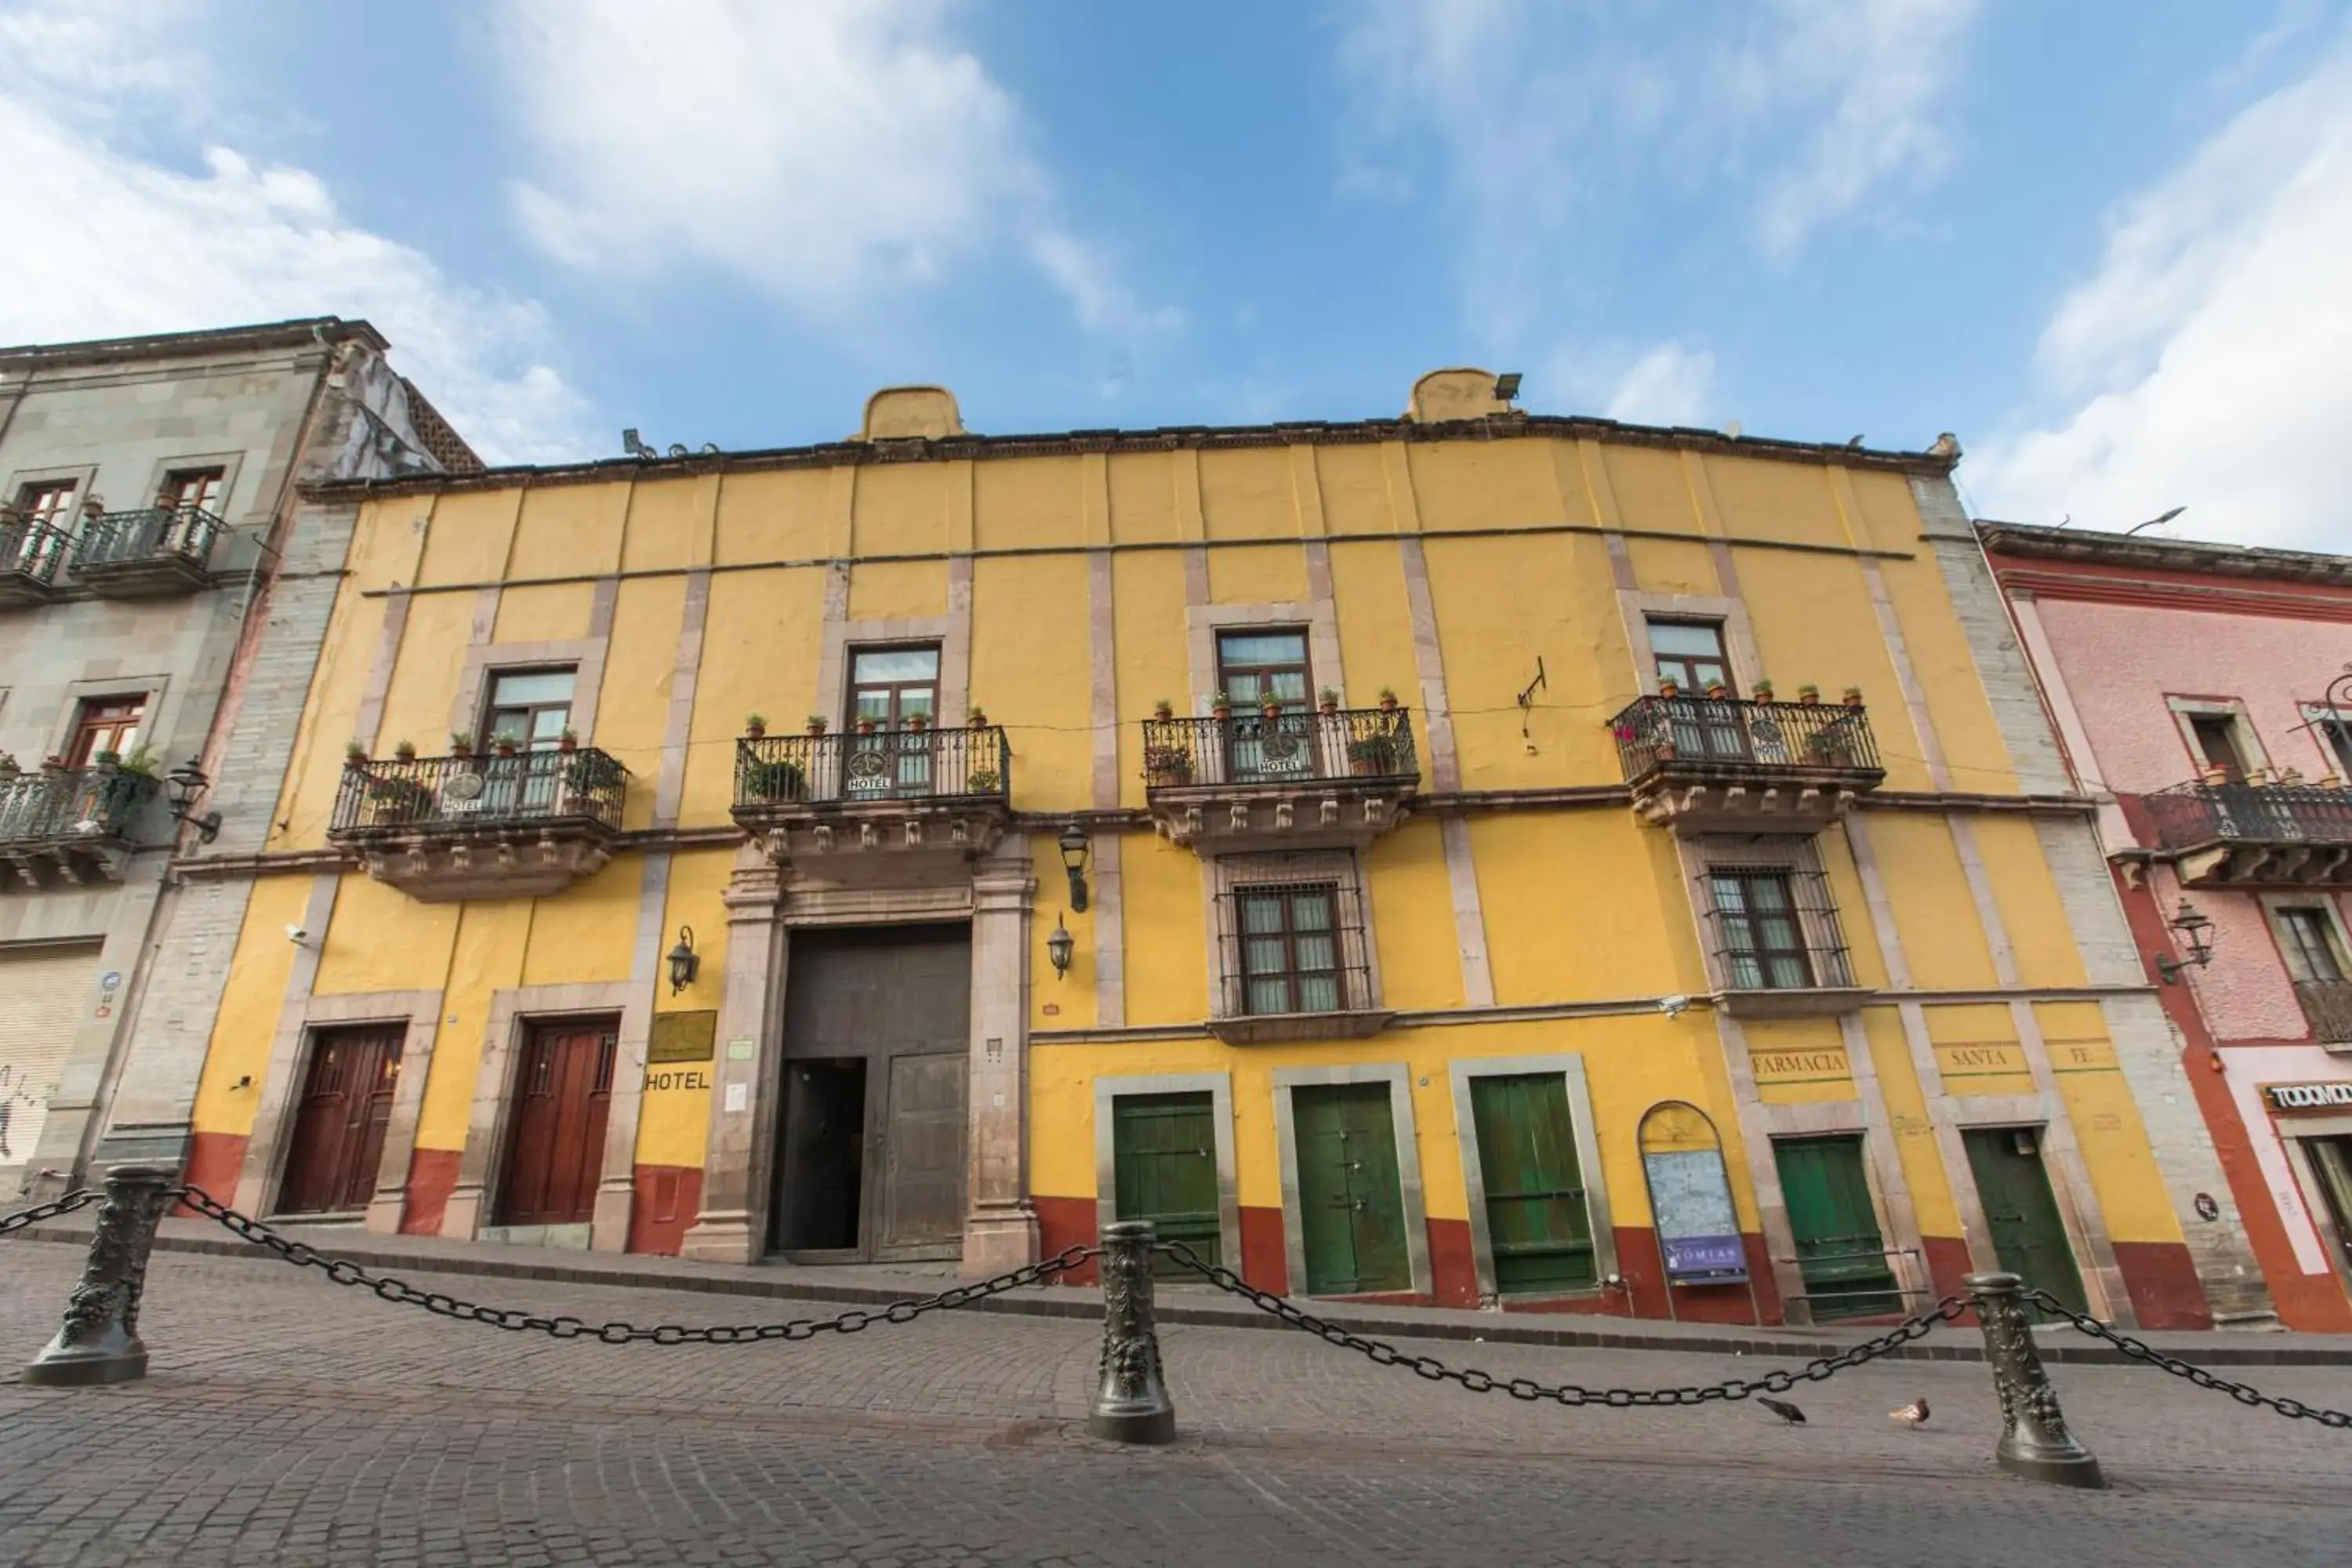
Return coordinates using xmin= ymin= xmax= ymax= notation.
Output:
xmin=67 ymin=695 xmax=147 ymax=767
xmin=158 ymin=466 xmax=226 ymax=516
xmin=481 ymin=668 xmax=575 ymax=752
xmin=1708 ymin=870 xmax=1813 ymax=989
xmin=846 ymin=644 xmax=940 ymax=729
xmin=1235 ymin=882 xmax=1345 ymax=1014
xmin=2189 ymin=712 xmax=2252 ymax=782
xmin=2278 ymin=906 xmax=2350 ymax=985
xmin=12 ymin=479 xmax=78 ymax=526
xmin=1215 ymin=629 xmax=1312 ymax=713
xmin=1648 ymin=620 xmax=1733 ymax=695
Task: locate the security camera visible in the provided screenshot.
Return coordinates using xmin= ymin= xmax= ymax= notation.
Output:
xmin=1659 ymin=993 xmax=1690 ymax=1018
xmin=285 ymin=924 xmax=309 ymax=945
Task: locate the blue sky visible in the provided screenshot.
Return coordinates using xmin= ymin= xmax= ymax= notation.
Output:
xmin=2 ymin=0 xmax=2347 ymax=550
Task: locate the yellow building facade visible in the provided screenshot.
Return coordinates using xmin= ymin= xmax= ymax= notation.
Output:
xmin=180 ymin=371 xmax=2237 ymax=1328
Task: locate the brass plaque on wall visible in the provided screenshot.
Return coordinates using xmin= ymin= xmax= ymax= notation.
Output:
xmin=648 ymin=1011 xmax=718 ymax=1064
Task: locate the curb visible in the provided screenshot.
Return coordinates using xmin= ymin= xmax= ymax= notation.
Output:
xmin=17 ymin=1226 xmax=2350 ymax=1367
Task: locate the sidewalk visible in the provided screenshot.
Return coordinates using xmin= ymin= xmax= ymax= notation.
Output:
xmin=18 ymin=1213 xmax=2350 ymax=1366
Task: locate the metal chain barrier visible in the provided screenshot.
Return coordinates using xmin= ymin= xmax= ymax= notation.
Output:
xmin=1156 ymin=1240 xmax=1968 ymax=1406
xmin=173 ymin=1186 xmax=1097 ymax=1345
xmin=2026 ymin=1287 xmax=2352 ymax=1429
xmin=0 ymin=1189 xmax=100 ymax=1239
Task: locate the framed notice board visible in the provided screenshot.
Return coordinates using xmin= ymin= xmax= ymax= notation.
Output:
xmin=648 ymin=1011 xmax=717 ymax=1065
xmin=1638 ymin=1100 xmax=1748 ymax=1286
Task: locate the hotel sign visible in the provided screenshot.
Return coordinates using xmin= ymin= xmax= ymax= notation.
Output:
xmin=2263 ymin=1082 xmax=2352 ymax=1112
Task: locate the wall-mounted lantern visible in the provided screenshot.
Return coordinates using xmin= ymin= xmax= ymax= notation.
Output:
xmin=1058 ymin=821 xmax=1091 ymax=913
xmin=2155 ymin=898 xmax=2216 ymax=984
xmin=165 ymin=756 xmax=223 ymax=844
xmin=666 ymin=925 xmax=699 ymax=994
xmin=1047 ymin=912 xmax=1074 ymax=982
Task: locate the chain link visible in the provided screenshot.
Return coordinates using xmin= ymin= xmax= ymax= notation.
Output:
xmin=0 ymin=1189 xmax=100 ymax=1239
xmin=1156 ymin=1240 xmax=1967 ymax=1406
xmin=174 ymin=1186 xmax=1096 ymax=1345
xmin=2024 ymin=1287 xmax=2352 ymax=1429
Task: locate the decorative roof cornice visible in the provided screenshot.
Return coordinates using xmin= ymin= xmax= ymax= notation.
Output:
xmin=0 ymin=316 xmax=387 ymax=373
xmin=1977 ymin=520 xmax=2352 ymax=589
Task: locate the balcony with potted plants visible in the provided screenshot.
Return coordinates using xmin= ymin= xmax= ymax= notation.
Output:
xmin=2140 ymin=769 xmax=2352 ymax=889
xmin=0 ymin=508 xmax=72 ymax=607
xmin=1141 ymin=688 xmax=1420 ymax=855
xmin=67 ymin=502 xmax=226 ymax=598
xmin=731 ymin=708 xmax=1013 ymax=873
xmin=328 ymin=731 xmax=629 ymax=902
xmin=0 ymin=746 xmax=158 ymax=887
xmin=1609 ymin=679 xmax=1886 ymax=836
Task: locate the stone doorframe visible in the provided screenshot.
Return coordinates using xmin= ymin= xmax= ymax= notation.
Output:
xmin=437 ymin=981 xmax=643 ymax=1249
xmin=680 ymin=836 xmax=1036 ymax=1272
xmin=1730 ymin=1075 xmax=1922 ymax=1328
xmin=1269 ymin=1062 xmax=1434 ymax=1298
xmin=233 ymin=986 xmax=443 ymax=1232
xmin=1446 ymin=1053 xmax=1618 ymax=1307
xmin=1946 ymin=1094 xmax=2128 ymax=1323
xmin=1092 ymin=1069 xmax=1243 ymax=1272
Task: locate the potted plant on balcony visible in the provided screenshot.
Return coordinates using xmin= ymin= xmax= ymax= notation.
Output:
xmin=557 ymin=727 xmax=579 ymax=753
xmin=856 ymin=713 xmax=879 ymax=735
xmin=41 ymin=754 xmax=67 ymax=774
xmin=493 ymin=735 xmax=520 ymax=758
xmin=966 ymin=766 xmax=1002 ymax=793
xmin=1258 ymin=692 xmax=1283 ymax=723
xmin=1145 ymin=745 xmax=1192 ymax=788
xmin=563 ymin=746 xmax=623 ymax=797
xmin=805 ymin=714 xmax=827 ymax=736
xmin=1796 ymin=683 xmax=1820 ymax=704
xmin=967 ymin=705 xmax=988 ymax=729
xmin=905 ymin=709 xmax=929 ymax=732
xmin=1806 ymin=723 xmax=1855 ymax=768
xmin=1348 ymin=732 xmax=1400 ymax=777
xmin=345 ymin=740 xmax=368 ymax=769
xmin=1751 ymin=677 xmax=1775 ymax=702
xmin=449 ymin=732 xmax=474 ymax=760
xmin=1704 ymin=679 xmax=1729 ymax=700
xmin=1842 ymin=685 xmax=1864 ymax=707
xmin=1210 ymin=691 xmax=1232 ymax=721
xmin=1152 ymin=698 xmax=1174 ymax=721
xmin=744 ymin=754 xmax=806 ymax=803
xmin=394 ymin=739 xmax=418 ymax=762
xmin=0 ymin=753 xmax=18 ymax=779
xmin=744 ymin=713 xmax=767 ymax=740
xmin=1319 ymin=686 xmax=1340 ymax=715
xmin=1657 ymin=677 xmax=1680 ymax=699
xmin=1377 ymin=687 xmax=1399 ymax=712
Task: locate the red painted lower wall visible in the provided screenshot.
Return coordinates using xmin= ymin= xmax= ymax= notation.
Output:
xmin=1239 ymin=1206 xmax=1288 ymax=1295
xmin=1427 ymin=1217 xmax=1478 ymax=1308
xmin=1922 ymin=1235 xmax=1975 ymax=1309
xmin=2114 ymin=1240 xmax=2213 ymax=1330
xmin=1033 ymin=1194 xmax=1098 ymax=1285
xmin=401 ymin=1148 xmax=460 ymax=1237
xmin=179 ymin=1131 xmax=247 ymax=1213
xmin=626 ymin=1164 xmax=704 ymax=1256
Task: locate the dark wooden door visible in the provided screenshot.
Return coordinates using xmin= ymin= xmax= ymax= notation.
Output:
xmin=1962 ymin=1128 xmax=2089 ymax=1317
xmin=1773 ymin=1135 xmax=1901 ymax=1319
xmin=1468 ymin=1073 xmax=1596 ymax=1294
xmin=495 ymin=1018 xmax=616 ymax=1228
xmin=1112 ymin=1091 xmax=1221 ymax=1275
xmin=776 ymin=924 xmax=971 ymax=1261
xmin=1293 ymin=1083 xmax=1410 ymax=1295
xmin=278 ymin=1025 xmax=402 ymax=1215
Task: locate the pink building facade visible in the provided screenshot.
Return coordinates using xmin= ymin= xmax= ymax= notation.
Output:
xmin=1984 ymin=522 xmax=2352 ymax=1331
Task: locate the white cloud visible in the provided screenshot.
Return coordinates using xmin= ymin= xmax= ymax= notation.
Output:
xmin=495 ymin=0 xmax=1176 ymax=343
xmin=0 ymin=0 xmax=589 ymax=463
xmin=1603 ymin=343 xmax=1717 ymax=426
xmin=1969 ymin=38 xmax=2352 ymax=551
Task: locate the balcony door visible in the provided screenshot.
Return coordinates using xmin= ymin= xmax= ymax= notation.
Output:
xmin=67 ymin=696 xmax=146 ymax=767
xmin=13 ymin=479 xmax=77 ymax=526
xmin=1648 ymin=620 xmax=1748 ymax=761
xmin=1217 ymin=629 xmax=1313 ymax=782
xmin=845 ymin=644 xmax=940 ymax=798
xmin=481 ymin=668 xmax=574 ymax=816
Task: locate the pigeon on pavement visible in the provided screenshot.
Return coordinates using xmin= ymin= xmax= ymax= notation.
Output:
xmin=1759 ymin=1397 xmax=1806 ymax=1426
xmin=1890 ymin=1396 xmax=1930 ymax=1427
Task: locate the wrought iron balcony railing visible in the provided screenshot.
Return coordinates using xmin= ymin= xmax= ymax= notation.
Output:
xmin=69 ymin=506 xmax=224 ymax=590
xmin=329 ymin=750 xmax=629 ymax=840
xmin=734 ymin=726 xmax=1011 ymax=811
xmin=1611 ymin=695 xmax=1885 ymax=786
xmin=2143 ymin=781 xmax=2352 ymax=851
xmin=2298 ymin=978 xmax=2352 ymax=1047
xmin=0 ymin=766 xmax=155 ymax=850
xmin=1141 ymin=709 xmax=1419 ymax=792
xmin=0 ymin=516 xmax=71 ymax=601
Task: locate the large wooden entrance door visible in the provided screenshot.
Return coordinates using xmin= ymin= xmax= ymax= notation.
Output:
xmin=1962 ymin=1127 xmax=2089 ymax=1317
xmin=1112 ymin=1091 xmax=1221 ymax=1276
xmin=772 ymin=924 xmax=971 ymax=1262
xmin=1468 ymin=1073 xmax=1597 ymax=1295
xmin=278 ymin=1025 xmax=402 ymax=1216
xmin=1773 ymin=1134 xmax=1902 ymax=1319
xmin=494 ymin=1018 xmax=616 ymax=1229
xmin=1292 ymin=1083 xmax=1410 ymax=1295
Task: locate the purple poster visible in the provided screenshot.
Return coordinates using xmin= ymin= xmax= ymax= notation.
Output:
xmin=1661 ymin=1234 xmax=1748 ymax=1281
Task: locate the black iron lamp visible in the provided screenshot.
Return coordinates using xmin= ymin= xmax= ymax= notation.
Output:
xmin=2155 ymin=898 xmax=2216 ymax=984
xmin=164 ymin=756 xmax=223 ymax=844
xmin=1047 ymin=912 xmax=1074 ymax=982
xmin=666 ymin=926 xmax=699 ymax=994
xmin=1058 ymin=821 xmax=1091 ymax=913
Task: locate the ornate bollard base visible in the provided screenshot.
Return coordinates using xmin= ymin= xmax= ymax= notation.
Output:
xmin=1967 ymin=1272 xmax=2107 ymax=1491
xmin=1090 ymin=1220 xmax=1177 ymax=1446
xmin=23 ymin=1163 xmax=175 ymax=1388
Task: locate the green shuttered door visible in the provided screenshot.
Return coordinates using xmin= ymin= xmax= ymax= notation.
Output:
xmin=1962 ymin=1127 xmax=2089 ymax=1318
xmin=1112 ymin=1092 xmax=1221 ymax=1273
xmin=1773 ymin=1134 xmax=1901 ymax=1319
xmin=1469 ymin=1073 xmax=1597 ymax=1294
xmin=1293 ymin=1083 xmax=1411 ymax=1294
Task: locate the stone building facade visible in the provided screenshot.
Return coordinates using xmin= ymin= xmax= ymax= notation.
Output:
xmin=0 ymin=318 xmax=476 ymax=1198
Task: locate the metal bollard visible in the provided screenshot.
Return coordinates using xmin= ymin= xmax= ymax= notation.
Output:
xmin=23 ymin=1163 xmax=177 ymax=1387
xmin=1089 ymin=1219 xmax=1176 ymax=1444
xmin=1965 ymin=1272 xmax=2105 ymax=1489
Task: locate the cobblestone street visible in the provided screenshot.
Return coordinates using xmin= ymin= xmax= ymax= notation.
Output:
xmin=4 ymin=1243 xmax=2350 ymax=1566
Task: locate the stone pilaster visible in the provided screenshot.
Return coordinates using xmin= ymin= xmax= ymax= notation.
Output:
xmin=679 ymin=849 xmax=787 ymax=1264
xmin=962 ymin=845 xmax=1038 ymax=1274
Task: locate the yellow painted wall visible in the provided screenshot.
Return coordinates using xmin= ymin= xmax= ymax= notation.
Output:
xmin=190 ymin=876 xmax=318 ymax=1138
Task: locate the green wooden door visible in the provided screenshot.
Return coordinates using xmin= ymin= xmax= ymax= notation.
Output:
xmin=1112 ymin=1091 xmax=1221 ymax=1275
xmin=1773 ymin=1135 xmax=1901 ymax=1319
xmin=1469 ymin=1073 xmax=1597 ymax=1294
xmin=1293 ymin=1083 xmax=1411 ymax=1294
xmin=1962 ymin=1127 xmax=2089 ymax=1317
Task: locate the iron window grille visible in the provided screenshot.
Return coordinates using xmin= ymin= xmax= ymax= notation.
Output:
xmin=1214 ymin=877 xmax=1374 ymax=1018
xmin=1696 ymin=845 xmax=1854 ymax=992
